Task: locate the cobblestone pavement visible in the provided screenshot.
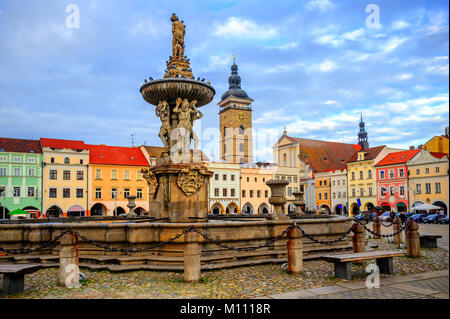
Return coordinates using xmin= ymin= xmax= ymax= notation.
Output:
xmin=0 ymin=238 xmax=448 ymax=299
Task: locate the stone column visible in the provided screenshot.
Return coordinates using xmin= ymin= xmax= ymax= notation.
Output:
xmin=59 ymin=232 xmax=79 ymax=287
xmin=352 ymin=222 xmax=366 ymax=253
xmin=393 ymin=217 xmax=402 ymax=244
xmin=287 ymin=226 xmax=303 ymax=274
xmin=184 ymin=230 xmax=202 ymax=282
xmin=292 ymin=191 xmax=305 ymax=216
xmin=372 ymin=215 xmax=381 ymax=239
xmin=266 ymin=179 xmax=290 ymax=220
xmin=406 ymin=220 xmax=420 ymax=257
xmin=126 ymin=195 xmax=137 ymax=218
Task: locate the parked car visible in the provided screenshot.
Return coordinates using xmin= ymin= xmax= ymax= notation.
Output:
xmin=405 ymin=212 xmax=415 ymax=219
xmin=380 ymin=212 xmax=391 ymax=222
xmin=354 ymin=213 xmax=365 ymax=221
xmin=368 ymin=212 xmax=378 ymax=221
xmin=423 ymin=214 xmax=446 ymax=224
xmin=439 ymin=215 xmax=449 ymax=224
xmin=411 ymin=213 xmax=428 ymax=223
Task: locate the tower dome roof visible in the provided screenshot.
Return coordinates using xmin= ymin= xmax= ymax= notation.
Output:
xmin=220 ymin=60 xmax=252 ymax=101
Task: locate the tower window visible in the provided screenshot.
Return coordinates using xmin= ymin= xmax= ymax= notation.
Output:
xmin=239 ymin=125 xmax=244 ymax=135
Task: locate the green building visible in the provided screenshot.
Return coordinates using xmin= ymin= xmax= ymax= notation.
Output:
xmin=0 ymin=138 xmax=43 ymax=219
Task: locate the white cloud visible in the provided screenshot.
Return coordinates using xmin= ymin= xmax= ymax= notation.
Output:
xmin=214 ymin=17 xmax=278 ymax=40
xmin=391 ymin=20 xmax=410 ymax=30
xmin=201 ymin=55 xmax=233 ymax=73
xmin=381 ymin=37 xmax=407 ymax=53
xmin=306 ymin=0 xmax=335 ymax=11
xmin=323 ymin=100 xmax=337 ymax=105
xmin=313 ymin=59 xmax=338 ymax=72
xmin=271 ymin=42 xmax=300 ymax=50
xmin=341 ymin=28 xmax=365 ymax=41
xmin=396 ymin=73 xmax=413 ymax=80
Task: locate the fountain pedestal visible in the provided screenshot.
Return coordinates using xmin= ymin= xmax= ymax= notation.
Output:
xmin=266 ymin=179 xmax=290 ymax=220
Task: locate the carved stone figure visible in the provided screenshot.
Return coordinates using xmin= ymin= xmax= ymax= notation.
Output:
xmin=155 ymin=100 xmax=171 ymax=150
xmin=172 ymin=98 xmax=203 ymax=154
xmin=141 ymin=168 xmax=158 ymax=198
xmin=177 ymin=165 xmax=208 ymax=197
xmin=171 ymin=14 xmax=185 ymax=58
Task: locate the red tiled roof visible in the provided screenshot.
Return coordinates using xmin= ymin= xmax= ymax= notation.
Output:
xmin=40 ymin=138 xmax=87 ymax=150
xmin=87 ymin=144 xmax=150 ymax=166
xmin=375 ymin=149 xmax=421 ymax=167
xmin=287 ymin=136 xmax=361 ymax=173
xmin=347 ymin=145 xmax=386 ymax=163
xmin=430 ymin=152 xmax=449 ymax=159
xmin=0 ymin=138 xmax=42 ymax=153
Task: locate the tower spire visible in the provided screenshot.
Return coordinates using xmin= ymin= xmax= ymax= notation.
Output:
xmin=358 ymin=112 xmax=369 ymax=150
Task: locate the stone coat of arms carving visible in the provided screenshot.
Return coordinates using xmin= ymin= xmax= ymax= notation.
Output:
xmin=141 ymin=168 xmax=158 ymax=198
xmin=177 ymin=165 xmax=208 ymax=197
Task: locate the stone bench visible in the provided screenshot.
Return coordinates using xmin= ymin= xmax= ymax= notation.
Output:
xmin=420 ymin=233 xmax=442 ymax=248
xmin=321 ymin=250 xmax=405 ymax=281
xmin=0 ymin=263 xmax=43 ymax=295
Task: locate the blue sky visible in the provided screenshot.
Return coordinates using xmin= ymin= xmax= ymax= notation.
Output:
xmin=0 ymin=0 xmax=448 ymax=161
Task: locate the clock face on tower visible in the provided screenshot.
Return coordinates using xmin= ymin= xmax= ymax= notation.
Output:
xmin=236 ymin=112 xmax=247 ymax=122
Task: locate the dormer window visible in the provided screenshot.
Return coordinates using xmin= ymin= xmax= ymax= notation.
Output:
xmin=64 ymin=157 xmax=70 ymax=164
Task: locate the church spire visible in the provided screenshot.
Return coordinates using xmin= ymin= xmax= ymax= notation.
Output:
xmin=358 ymin=112 xmax=369 ymax=150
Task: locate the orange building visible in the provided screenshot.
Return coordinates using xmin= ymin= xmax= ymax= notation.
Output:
xmin=314 ymin=172 xmax=331 ymax=214
xmin=87 ymin=144 xmax=150 ymax=216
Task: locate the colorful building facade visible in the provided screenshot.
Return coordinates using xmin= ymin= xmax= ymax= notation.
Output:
xmin=422 ymin=135 xmax=449 ymax=154
xmin=375 ymin=149 xmax=421 ymax=212
xmin=0 ymin=138 xmax=43 ymax=219
xmin=240 ymin=163 xmax=273 ymax=214
xmin=407 ymin=150 xmax=449 ymax=214
xmin=207 ymin=162 xmax=241 ymax=214
xmin=328 ymin=168 xmax=348 ymax=215
xmin=314 ymin=172 xmax=331 ymax=214
xmin=41 ymin=138 xmax=90 ymax=217
xmin=87 ymin=144 xmax=150 ymax=216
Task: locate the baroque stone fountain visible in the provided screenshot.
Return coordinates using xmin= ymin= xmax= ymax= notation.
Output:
xmin=139 ymin=13 xmax=214 ymax=223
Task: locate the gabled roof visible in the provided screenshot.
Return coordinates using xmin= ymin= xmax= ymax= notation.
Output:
xmin=285 ymin=135 xmax=361 ymax=173
xmin=87 ymin=144 xmax=149 ymax=166
xmin=347 ymin=145 xmax=386 ymax=163
xmin=0 ymin=138 xmax=42 ymax=153
xmin=40 ymin=138 xmax=87 ymax=150
xmin=376 ymin=149 xmax=421 ymax=167
xmin=430 ymin=152 xmax=449 ymax=160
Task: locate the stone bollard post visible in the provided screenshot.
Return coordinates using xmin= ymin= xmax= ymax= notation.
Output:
xmin=406 ymin=220 xmax=420 ymax=257
xmin=287 ymin=226 xmax=303 ymax=274
xmin=393 ymin=217 xmax=402 ymax=244
xmin=372 ymin=215 xmax=381 ymax=239
xmin=59 ymin=232 xmax=79 ymax=287
xmin=351 ymin=223 xmax=366 ymax=253
xmin=184 ymin=229 xmax=202 ymax=283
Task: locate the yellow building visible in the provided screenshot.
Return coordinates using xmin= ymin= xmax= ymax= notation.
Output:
xmin=407 ymin=149 xmax=449 ymax=214
xmin=40 ymin=138 xmax=90 ymax=217
xmin=422 ymin=135 xmax=449 ymax=154
xmin=240 ymin=163 xmax=274 ymax=214
xmin=314 ymin=172 xmax=331 ymax=214
xmin=347 ymin=146 xmax=402 ymax=215
xmin=87 ymin=144 xmax=150 ymax=216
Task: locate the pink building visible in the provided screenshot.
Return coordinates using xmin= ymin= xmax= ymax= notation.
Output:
xmin=375 ymin=149 xmax=421 ymax=212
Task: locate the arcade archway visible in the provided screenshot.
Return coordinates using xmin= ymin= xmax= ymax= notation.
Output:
xmin=242 ymin=202 xmax=254 ymax=214
xmin=90 ymin=203 xmax=107 ymax=216
xmin=210 ymin=202 xmax=224 ymax=215
xmin=46 ymin=205 xmax=63 ymax=218
xmin=432 ymin=201 xmax=448 ymax=215
xmin=258 ymin=203 xmax=270 ymax=214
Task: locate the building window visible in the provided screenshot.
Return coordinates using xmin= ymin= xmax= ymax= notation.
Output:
xmin=63 ymin=188 xmax=70 ymax=198
xmin=231 ymin=189 xmax=236 ymax=197
xmin=288 ymin=177 xmax=292 ymax=183
xmin=214 ymin=174 xmax=219 ymax=181
xmin=324 ymin=193 xmax=328 ymax=200
xmin=239 ymin=125 xmax=244 ymax=135
xmin=13 ymin=187 xmax=20 ymax=197
xmin=95 ymin=169 xmax=102 ymax=179
xmin=390 ymin=187 xmax=395 ymax=196
xmin=265 ymin=190 xmax=269 ymax=198
xmin=399 ymin=186 xmax=405 ymax=196
xmin=368 ymin=170 xmax=372 ymax=179
xmin=231 ymin=174 xmax=235 ymax=181
xmin=80 ymin=159 xmax=84 ymax=165
xmin=319 ymin=180 xmax=322 ymax=186
xmin=223 ymin=174 xmax=227 ymax=181
xmin=63 ymin=170 xmax=71 ymax=180
xmin=318 ymin=193 xmax=322 ymax=200
xmin=435 ymin=183 xmax=441 ymax=194
xmin=111 ymin=188 xmax=118 ymax=199
xmin=95 ymin=188 xmax=102 ymax=199
xmin=287 ymin=188 xmax=292 ymax=197
xmin=247 ymin=177 xmax=250 ymax=182
xmin=28 ymin=157 xmax=36 ymax=163
xmin=255 ymin=177 xmax=258 ymax=182
xmin=13 ymin=157 xmax=21 ymax=163
xmin=368 ymin=187 xmax=373 ymax=196
xmin=389 ymin=169 xmax=394 ymax=179
xmin=250 ymin=190 xmax=254 ymax=198
xmin=64 ymin=157 xmax=70 ymax=164
xmin=76 ymin=171 xmax=84 ymax=180
xmin=333 ymin=192 xmax=336 ymax=199
xmin=416 ymin=169 xmax=420 ymax=175
xmin=124 ymin=170 xmax=130 ymax=180
xmin=13 ymin=168 xmax=21 ymax=176
xmin=425 ymin=168 xmax=430 ymax=174
xmin=124 ymin=188 xmax=130 ymax=199
xmin=352 ymin=189 xmax=355 ymax=197
xmin=239 ymin=143 xmax=244 ymax=152
xmin=28 ymin=168 xmax=36 ymax=176
xmin=359 ymin=171 xmax=363 ymax=180
xmin=351 ymin=172 xmax=355 ymax=180
xmin=399 ymin=168 xmax=404 ymax=178
xmin=76 ymin=188 xmax=84 ymax=198
xmin=215 ymin=188 xmax=220 ymax=197
xmin=416 ymin=184 xmax=421 ymax=194
xmin=425 ymin=183 xmax=431 ymax=194
xmin=359 ymin=188 xmax=364 ymax=196
xmin=435 ymin=166 xmax=440 ymax=173
xmin=0 ymin=156 xmax=7 ymax=162
xmin=242 ymin=190 xmax=246 ymax=198
xmin=0 ymin=168 xmax=6 ymax=176
xmin=27 ymin=187 xmax=35 ymax=197
xmin=343 ymin=192 xmax=346 ymax=198
xmin=49 ymin=188 xmax=57 ymax=198
xmin=111 ymin=170 xmax=118 ymax=180
xmin=379 ymin=171 xmax=385 ymax=179
xmin=137 ymin=188 xmax=143 ymax=199
xmin=49 ymin=170 xmax=57 ymax=180
xmin=256 ymin=190 xmax=260 ymax=198
xmin=223 ymin=189 xmax=227 ymax=197
xmin=50 ymin=157 xmax=55 ymax=163
xmin=136 ymin=170 xmax=143 ymax=180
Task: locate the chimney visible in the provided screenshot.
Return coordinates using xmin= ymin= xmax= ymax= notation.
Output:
xmin=418 ymin=144 xmax=423 ymax=149
xmin=409 ymin=146 xmax=414 ymax=150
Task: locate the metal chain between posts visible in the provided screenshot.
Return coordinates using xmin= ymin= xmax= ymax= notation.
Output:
xmin=357 ymin=219 xmax=411 ymax=238
xmin=379 ymin=220 xmax=394 ymax=227
xmin=0 ymin=229 xmax=73 ymax=254
xmin=294 ymin=224 xmax=354 ymax=245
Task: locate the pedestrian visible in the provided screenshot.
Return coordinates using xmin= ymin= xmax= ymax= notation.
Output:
xmin=390 ymin=211 xmax=396 ymax=222
xmin=400 ymin=212 xmax=406 ymax=225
